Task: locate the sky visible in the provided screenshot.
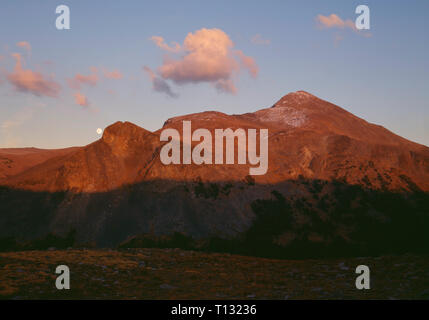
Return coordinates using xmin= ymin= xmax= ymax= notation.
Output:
xmin=0 ymin=0 xmax=428 ymax=148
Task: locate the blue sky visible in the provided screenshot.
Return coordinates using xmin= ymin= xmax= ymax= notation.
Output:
xmin=0 ymin=0 xmax=428 ymax=148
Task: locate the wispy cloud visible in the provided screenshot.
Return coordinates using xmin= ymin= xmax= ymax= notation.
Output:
xmin=316 ymin=14 xmax=356 ymax=31
xmin=150 ymin=36 xmax=181 ymax=53
xmin=7 ymin=53 xmax=61 ymax=97
xmin=316 ymin=13 xmax=372 ymax=44
xmin=67 ymin=67 xmax=98 ymax=89
xmin=16 ymin=41 xmax=31 ymax=55
xmin=74 ymin=92 xmax=90 ymax=107
xmin=251 ymin=34 xmax=271 ymax=45
xmin=235 ymin=49 xmax=258 ymax=78
xmin=143 ymin=66 xmax=178 ymax=98
xmin=102 ymin=68 xmax=123 ymax=80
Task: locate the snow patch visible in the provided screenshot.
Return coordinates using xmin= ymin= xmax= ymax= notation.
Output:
xmin=278 ymin=91 xmax=313 ymax=106
xmin=256 ymin=107 xmax=307 ymax=127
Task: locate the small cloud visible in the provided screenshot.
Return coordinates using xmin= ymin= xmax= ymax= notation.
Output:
xmin=143 ymin=66 xmax=178 ymax=98
xmin=316 ymin=14 xmax=371 ymax=44
xmin=150 ymin=36 xmax=181 ymax=53
xmin=7 ymin=53 xmax=60 ymax=97
xmin=67 ymin=68 xmax=98 ymax=89
xmin=251 ymin=34 xmax=270 ymax=45
xmin=74 ymin=92 xmax=90 ymax=107
xmin=16 ymin=41 xmax=32 ymax=55
xmin=316 ymin=14 xmax=356 ymax=30
xmin=102 ymin=68 xmax=123 ymax=80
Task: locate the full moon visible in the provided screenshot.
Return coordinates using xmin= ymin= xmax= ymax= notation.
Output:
xmin=96 ymin=128 xmax=103 ymax=135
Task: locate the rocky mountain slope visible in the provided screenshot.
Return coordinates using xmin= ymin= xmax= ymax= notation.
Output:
xmin=0 ymin=147 xmax=80 ymax=180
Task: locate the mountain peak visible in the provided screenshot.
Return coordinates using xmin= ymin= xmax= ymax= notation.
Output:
xmin=273 ymin=90 xmax=317 ymax=108
xmin=104 ymin=121 xmax=140 ymax=133
xmin=102 ymin=121 xmax=150 ymax=145
xmin=290 ymin=90 xmax=315 ymax=97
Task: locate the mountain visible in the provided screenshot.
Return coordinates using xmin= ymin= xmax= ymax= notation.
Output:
xmin=1 ymin=91 xmax=428 ymax=256
xmin=3 ymin=91 xmax=428 ymax=192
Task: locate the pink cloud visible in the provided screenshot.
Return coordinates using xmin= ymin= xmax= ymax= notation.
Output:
xmin=316 ymin=14 xmax=371 ymax=44
xmin=74 ymin=92 xmax=89 ymax=107
xmin=68 ymin=68 xmax=98 ymax=89
xmin=103 ymin=68 xmax=123 ymax=80
xmin=16 ymin=41 xmax=31 ymax=54
xmin=149 ymin=28 xmax=258 ymax=94
xmin=7 ymin=53 xmax=60 ymax=97
xmin=235 ymin=50 xmax=258 ymax=78
xmin=316 ymin=14 xmax=356 ymax=30
xmin=150 ymin=36 xmax=181 ymax=53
